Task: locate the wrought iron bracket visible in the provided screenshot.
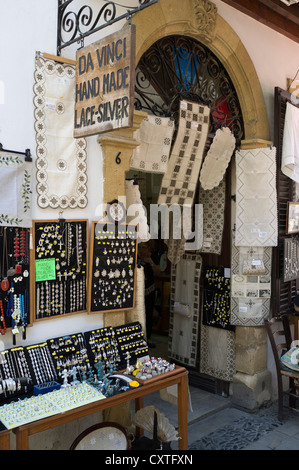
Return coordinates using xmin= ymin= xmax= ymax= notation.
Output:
xmin=0 ymin=143 xmax=32 ymax=162
xmin=57 ymin=0 xmax=158 ymax=55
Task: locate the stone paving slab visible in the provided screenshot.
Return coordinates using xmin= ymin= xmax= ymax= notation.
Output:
xmin=133 ymin=384 xmax=299 ymax=451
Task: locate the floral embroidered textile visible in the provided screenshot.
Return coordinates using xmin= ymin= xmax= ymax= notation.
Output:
xmin=0 ymin=151 xmax=32 ymax=227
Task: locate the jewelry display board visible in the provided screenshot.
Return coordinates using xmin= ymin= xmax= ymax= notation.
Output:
xmin=0 ymin=227 xmax=32 ymax=341
xmin=0 ymin=383 xmax=105 ymax=430
xmin=47 ymin=333 xmax=90 ymax=384
xmin=114 ymin=321 xmax=148 ymax=368
xmin=283 ymin=237 xmax=299 ymax=282
xmin=24 ymin=342 xmax=58 ymax=386
xmin=202 ymin=266 xmax=234 ymax=331
xmin=0 ymin=321 xmax=149 ymax=408
xmin=32 ymin=220 xmax=88 ymax=320
xmin=84 ymin=326 xmax=120 ymax=372
xmin=84 ymin=321 xmax=148 ymax=372
xmin=0 ymin=347 xmax=33 ymax=404
xmin=88 ymin=222 xmax=138 ymax=313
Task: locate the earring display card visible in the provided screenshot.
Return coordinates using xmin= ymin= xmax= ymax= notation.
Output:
xmin=114 ymin=321 xmax=149 ymax=368
xmin=202 ymin=266 xmax=234 ymax=331
xmin=24 ymin=342 xmax=58 ymax=386
xmin=0 ymin=320 xmax=149 ymax=407
xmin=84 ymin=327 xmax=121 ymax=373
xmin=33 ymin=220 xmax=88 ymax=320
xmin=89 ymin=222 xmax=138 ymax=313
xmin=47 ymin=333 xmax=91 ymax=385
xmin=0 ymin=227 xmax=31 ymax=340
xmin=0 ymin=347 xmax=33 ymax=404
xmin=283 ymin=237 xmax=299 ymax=282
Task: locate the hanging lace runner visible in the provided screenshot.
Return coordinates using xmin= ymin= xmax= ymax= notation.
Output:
xmin=33 ymin=56 xmax=87 ymax=209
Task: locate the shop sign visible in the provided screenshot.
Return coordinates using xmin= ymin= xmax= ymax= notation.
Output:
xmin=74 ymin=24 xmax=136 ymax=137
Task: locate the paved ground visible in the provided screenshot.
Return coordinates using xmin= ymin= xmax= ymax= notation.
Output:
xmin=141 ymin=384 xmax=299 ymax=451
xmin=142 ymin=332 xmax=299 ymax=451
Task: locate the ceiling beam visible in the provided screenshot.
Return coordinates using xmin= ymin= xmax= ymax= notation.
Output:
xmin=220 ymin=0 xmax=299 ymax=43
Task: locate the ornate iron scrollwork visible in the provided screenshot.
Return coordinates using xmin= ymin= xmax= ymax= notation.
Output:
xmin=135 ymin=35 xmax=244 ymax=142
xmin=57 ymin=0 xmax=158 ymax=54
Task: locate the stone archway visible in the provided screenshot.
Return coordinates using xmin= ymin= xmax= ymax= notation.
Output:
xmin=132 ymin=0 xmax=270 ymax=145
xmin=131 ymin=0 xmax=272 ymax=410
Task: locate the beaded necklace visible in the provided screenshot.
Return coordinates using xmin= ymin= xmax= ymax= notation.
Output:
xmin=0 ymin=300 xmax=6 ymax=335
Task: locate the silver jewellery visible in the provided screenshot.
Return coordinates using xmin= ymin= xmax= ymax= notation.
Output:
xmin=48 ymin=333 xmax=90 ymax=385
xmin=114 ymin=321 xmax=149 ymax=368
xmin=90 ymin=223 xmax=137 ymax=312
xmin=0 ymin=348 xmax=33 ymax=400
xmin=0 ymin=227 xmax=31 ymax=342
xmin=0 ymin=320 xmax=153 ymax=411
xmin=85 ymin=326 xmax=120 ymax=373
xmin=34 ymin=221 xmax=87 ymax=319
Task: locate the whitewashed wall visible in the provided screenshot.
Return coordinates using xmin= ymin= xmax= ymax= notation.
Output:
xmin=214 ymin=0 xmax=299 ymax=141
xmin=0 ymin=0 xmax=299 ymax=447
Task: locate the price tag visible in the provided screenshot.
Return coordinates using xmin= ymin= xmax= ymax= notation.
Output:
xmin=35 ymin=258 xmax=56 ymax=282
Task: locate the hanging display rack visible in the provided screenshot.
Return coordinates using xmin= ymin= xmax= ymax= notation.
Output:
xmin=0 ymin=143 xmax=32 ymax=162
xmin=57 ymin=0 xmax=159 ymax=55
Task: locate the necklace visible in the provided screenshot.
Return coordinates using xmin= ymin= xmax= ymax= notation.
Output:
xmin=1 ymin=228 xmax=9 ymax=291
xmin=0 ymin=301 xmax=6 ymax=335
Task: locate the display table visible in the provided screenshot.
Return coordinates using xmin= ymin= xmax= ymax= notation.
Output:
xmin=0 ymin=429 xmax=10 ymax=450
xmin=0 ymin=366 xmax=188 ymax=450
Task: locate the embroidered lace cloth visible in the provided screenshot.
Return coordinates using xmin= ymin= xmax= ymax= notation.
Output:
xmin=198 ymin=177 xmax=226 ymax=255
xmin=33 ymin=57 xmax=87 ymax=209
xmin=168 ymin=253 xmax=202 ymax=367
xmin=200 ymin=325 xmax=235 ymax=382
xmin=230 ymin=233 xmax=272 ymax=326
xmin=199 ymin=127 xmax=235 ymax=190
xmin=165 ymin=204 xmax=203 ymax=265
xmin=125 ymin=180 xmax=150 ymax=242
xmin=0 ymin=151 xmax=33 ymax=227
xmin=158 ymin=100 xmax=210 ymax=206
xmin=282 ymin=101 xmax=299 ymax=183
xmin=235 ymin=147 xmax=278 ymax=247
xmin=130 ymin=115 xmax=175 ymax=173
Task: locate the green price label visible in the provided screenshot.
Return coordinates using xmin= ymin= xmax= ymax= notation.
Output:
xmin=35 ymin=258 xmax=56 ymax=282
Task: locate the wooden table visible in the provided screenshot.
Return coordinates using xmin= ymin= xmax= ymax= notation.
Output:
xmin=1 ymin=366 xmax=188 ymax=450
xmin=0 ymin=429 xmax=10 ymax=450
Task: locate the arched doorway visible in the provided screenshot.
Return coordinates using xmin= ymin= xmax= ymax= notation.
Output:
xmin=132 ymin=0 xmax=269 ymax=143
xmin=130 ymin=0 xmax=271 ymax=396
xmin=135 ymin=35 xmax=244 ymax=143
xmin=130 ymin=33 xmax=243 ymax=391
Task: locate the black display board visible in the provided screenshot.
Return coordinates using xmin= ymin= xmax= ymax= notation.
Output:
xmin=283 ymin=237 xmax=299 ymax=282
xmin=202 ymin=266 xmax=234 ymax=331
xmin=0 ymin=227 xmax=31 ymax=341
xmin=88 ymin=222 xmax=138 ymax=313
xmin=0 ymin=321 xmax=148 ymax=405
xmin=33 ymin=220 xmax=88 ymax=320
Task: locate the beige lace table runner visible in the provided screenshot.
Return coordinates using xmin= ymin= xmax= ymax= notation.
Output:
xmin=158 ymin=100 xmax=210 ymax=207
xmin=130 ymin=115 xmax=175 ymax=173
xmin=199 ymin=127 xmax=235 ymax=190
xmin=235 ymin=147 xmax=277 ymax=247
xmin=33 ymin=56 xmax=87 ymax=209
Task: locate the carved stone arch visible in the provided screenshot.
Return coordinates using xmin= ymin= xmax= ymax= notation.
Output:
xmin=132 ymin=0 xmax=270 ymax=142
